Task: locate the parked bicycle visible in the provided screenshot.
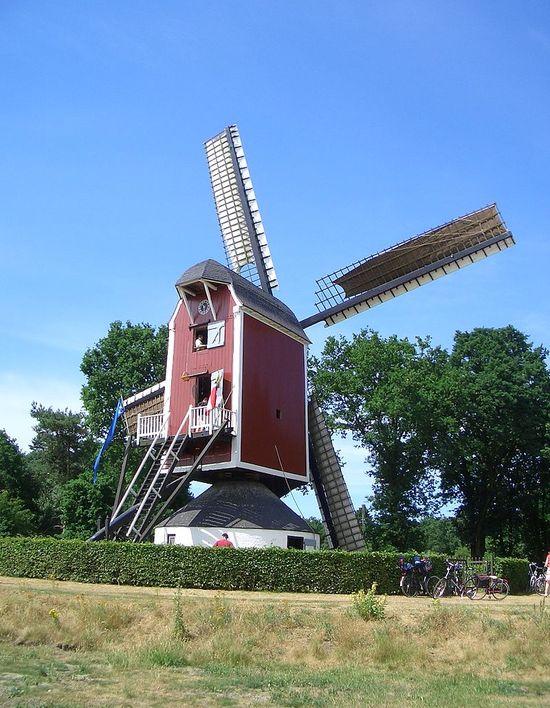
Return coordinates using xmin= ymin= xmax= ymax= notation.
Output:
xmin=399 ymin=556 xmax=438 ymax=597
xmin=528 ymin=562 xmax=546 ymax=595
xmin=469 ymin=573 xmax=509 ymax=600
xmin=432 ymin=560 xmax=476 ymax=599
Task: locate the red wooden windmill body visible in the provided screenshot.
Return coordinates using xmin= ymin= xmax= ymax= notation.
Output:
xmin=165 ymin=260 xmax=309 ymax=493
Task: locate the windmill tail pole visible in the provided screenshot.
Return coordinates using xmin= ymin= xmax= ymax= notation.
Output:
xmin=88 ymin=504 xmax=139 ymax=541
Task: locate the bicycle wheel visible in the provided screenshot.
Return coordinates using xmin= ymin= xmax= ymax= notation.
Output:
xmin=536 ymin=576 xmax=546 ymax=596
xmin=492 ymin=579 xmax=509 ymax=600
xmin=426 ymin=576 xmax=439 ymax=597
xmin=400 ymin=574 xmax=417 ymax=597
xmin=433 ymin=578 xmax=447 ymax=598
xmin=462 ymin=577 xmax=477 ymax=599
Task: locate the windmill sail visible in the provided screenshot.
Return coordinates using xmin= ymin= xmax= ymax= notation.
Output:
xmin=308 ymin=396 xmax=365 ymax=551
xmin=301 ymin=204 xmax=515 ymax=328
xmin=205 ymin=125 xmax=278 ymax=294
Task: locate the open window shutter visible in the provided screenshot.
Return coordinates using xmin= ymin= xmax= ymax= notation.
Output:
xmin=207 ymin=369 xmax=224 ymax=410
xmin=207 ymin=321 xmax=225 ymax=348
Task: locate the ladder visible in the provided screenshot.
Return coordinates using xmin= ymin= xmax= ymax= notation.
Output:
xmin=123 ymin=408 xmax=192 ymax=542
xmin=125 ymin=433 xmax=190 ymax=541
xmin=135 ymin=419 xmax=229 ymax=542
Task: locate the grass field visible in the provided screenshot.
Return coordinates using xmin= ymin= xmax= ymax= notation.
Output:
xmin=1 ymin=576 xmax=549 ymax=707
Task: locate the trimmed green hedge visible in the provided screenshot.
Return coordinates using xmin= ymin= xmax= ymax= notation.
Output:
xmin=494 ymin=557 xmax=529 ymax=594
xmin=0 ymin=537 xmax=447 ymax=594
xmin=0 ymin=538 xmax=528 ymax=594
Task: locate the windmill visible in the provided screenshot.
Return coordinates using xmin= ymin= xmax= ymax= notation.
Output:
xmin=91 ymin=125 xmax=515 ymax=551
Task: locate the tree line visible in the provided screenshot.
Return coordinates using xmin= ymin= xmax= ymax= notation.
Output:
xmin=0 ymin=321 xmax=178 ymax=538
xmin=1 ymin=321 xmax=548 ymax=559
xmin=310 ymin=326 xmax=549 ymax=559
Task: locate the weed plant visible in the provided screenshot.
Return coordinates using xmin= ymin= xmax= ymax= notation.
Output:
xmin=173 ymin=589 xmax=192 ymax=642
xmin=352 ymin=583 xmax=386 ymax=621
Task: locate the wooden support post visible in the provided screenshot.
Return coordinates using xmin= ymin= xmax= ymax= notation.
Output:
xmin=112 ymin=434 xmax=133 ymax=519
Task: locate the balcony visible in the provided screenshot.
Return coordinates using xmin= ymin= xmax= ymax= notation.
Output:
xmin=136 ymin=407 xmax=236 ymax=444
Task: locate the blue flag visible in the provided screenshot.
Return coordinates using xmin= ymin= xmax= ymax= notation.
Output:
xmin=93 ymin=397 xmax=125 ymax=483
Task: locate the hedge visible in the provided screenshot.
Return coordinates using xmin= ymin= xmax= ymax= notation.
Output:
xmin=0 ymin=537 xmax=448 ymax=594
xmin=0 ymin=538 xmax=528 ymax=595
xmin=494 ymin=557 xmax=529 ymax=594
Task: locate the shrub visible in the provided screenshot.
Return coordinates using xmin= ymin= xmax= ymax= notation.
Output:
xmin=493 ymin=557 xmax=529 ymax=594
xmin=352 ymin=583 xmax=386 ymax=621
xmin=0 ymin=537 xmax=525 ymax=595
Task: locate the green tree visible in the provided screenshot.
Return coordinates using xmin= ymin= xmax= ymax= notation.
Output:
xmin=306 ymin=517 xmax=330 ymax=549
xmin=58 ymin=473 xmax=114 ymax=538
xmin=416 ymin=516 xmax=467 ymax=557
xmin=0 ymin=429 xmax=37 ymax=511
xmin=310 ymin=329 xmax=447 ymax=550
xmin=28 ymin=404 xmax=95 ymax=484
xmin=81 ymin=320 xmax=168 ymax=436
xmin=26 ymin=405 xmax=96 ymax=533
xmin=436 ymin=326 xmax=550 ymax=558
xmin=0 ymin=491 xmax=34 ymax=536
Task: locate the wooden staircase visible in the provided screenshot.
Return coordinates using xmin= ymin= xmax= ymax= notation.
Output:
xmin=125 ymin=433 xmax=190 ymax=542
xmin=91 ymin=410 xmax=231 ymax=542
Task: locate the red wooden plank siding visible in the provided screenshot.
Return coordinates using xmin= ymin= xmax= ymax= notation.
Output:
xmin=167 ymin=286 xmax=234 ymax=466
xmin=240 ymin=314 xmax=307 ymax=477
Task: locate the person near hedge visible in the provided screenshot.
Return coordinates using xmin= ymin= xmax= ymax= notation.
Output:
xmin=545 ymin=550 xmax=550 ymax=597
xmin=213 ymin=533 xmax=234 ymax=548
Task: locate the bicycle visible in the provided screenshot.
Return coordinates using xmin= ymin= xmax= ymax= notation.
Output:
xmin=432 ymin=560 xmax=476 ymax=599
xmin=399 ymin=557 xmax=438 ymax=597
xmin=469 ymin=574 xmax=509 ymax=600
xmin=528 ymin=562 xmax=546 ymax=595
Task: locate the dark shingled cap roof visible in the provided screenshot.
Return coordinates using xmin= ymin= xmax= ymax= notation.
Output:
xmin=175 ymin=259 xmax=309 ymax=342
xmin=157 ymin=480 xmax=314 ymax=532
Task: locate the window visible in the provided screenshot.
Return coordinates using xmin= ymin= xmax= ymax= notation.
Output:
xmin=193 ymin=326 xmax=208 ymax=352
xmin=192 ymin=321 xmax=225 ymax=351
xmin=167 ymin=534 xmax=176 ymax=545
xmin=196 ymin=375 xmax=211 ymax=406
xmin=287 ymin=536 xmax=304 ymax=550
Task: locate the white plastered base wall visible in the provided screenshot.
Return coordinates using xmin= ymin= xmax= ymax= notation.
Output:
xmin=154 ymin=526 xmax=320 ymax=550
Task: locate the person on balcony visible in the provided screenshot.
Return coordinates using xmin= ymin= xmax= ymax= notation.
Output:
xmin=195 ymin=334 xmax=206 ymax=350
xmin=213 ymin=533 xmax=234 ymax=548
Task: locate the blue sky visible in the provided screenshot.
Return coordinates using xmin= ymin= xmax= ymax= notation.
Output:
xmin=1 ymin=1 xmax=548 ymax=517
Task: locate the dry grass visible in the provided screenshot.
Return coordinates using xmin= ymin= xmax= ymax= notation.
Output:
xmin=0 ymin=576 xmax=549 ymax=706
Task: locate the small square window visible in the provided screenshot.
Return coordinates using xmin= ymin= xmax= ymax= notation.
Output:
xmin=167 ymin=534 xmax=176 ymax=545
xmin=287 ymin=536 xmax=304 ymax=550
xmin=192 ymin=322 xmax=225 ymax=351
xmin=193 ymin=327 xmax=208 ymax=352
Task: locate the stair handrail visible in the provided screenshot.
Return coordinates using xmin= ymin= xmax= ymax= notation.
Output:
xmin=112 ymin=412 xmax=170 ymax=520
xmin=159 ymin=405 xmax=192 ymax=466
xmin=125 ymin=407 xmax=191 ymax=538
